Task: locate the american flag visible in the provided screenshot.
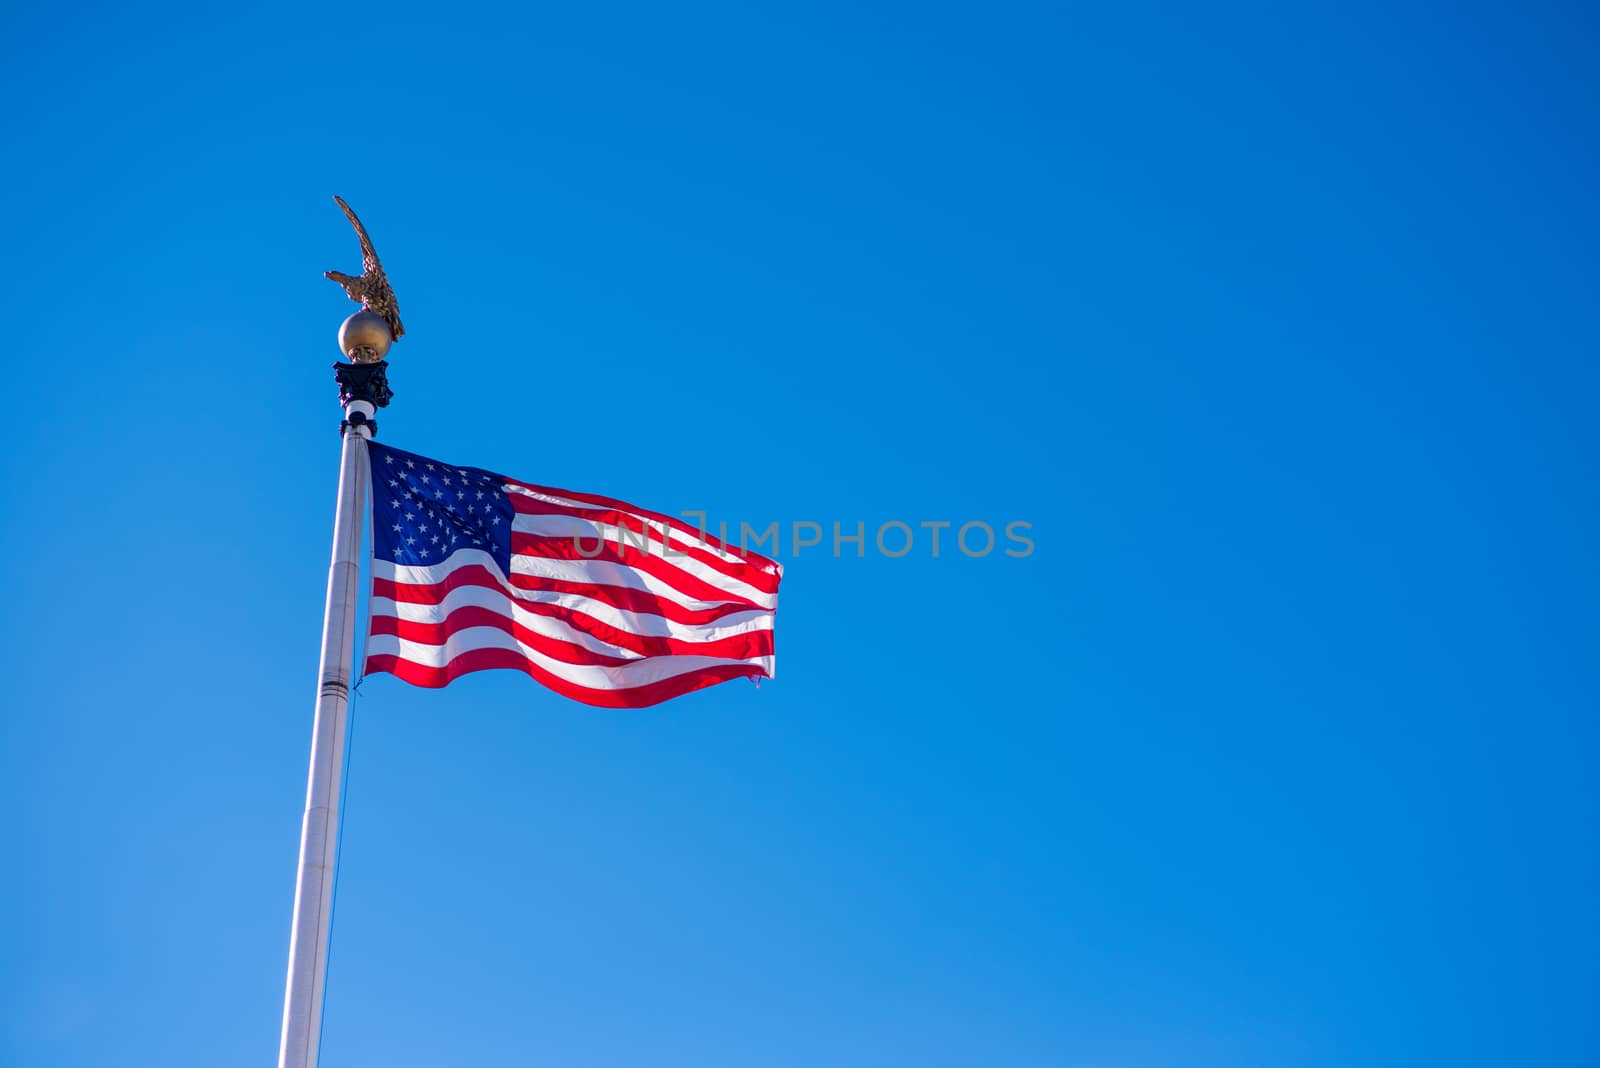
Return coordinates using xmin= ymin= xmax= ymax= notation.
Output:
xmin=363 ymin=441 xmax=781 ymax=707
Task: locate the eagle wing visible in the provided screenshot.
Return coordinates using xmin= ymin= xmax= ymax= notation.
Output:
xmin=333 ymin=194 xmax=384 ymax=275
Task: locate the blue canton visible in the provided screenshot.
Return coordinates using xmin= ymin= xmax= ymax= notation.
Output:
xmin=368 ymin=441 xmax=514 ymax=573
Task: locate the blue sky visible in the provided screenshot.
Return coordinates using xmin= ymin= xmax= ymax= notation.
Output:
xmin=3 ymin=3 xmax=1596 ymax=1065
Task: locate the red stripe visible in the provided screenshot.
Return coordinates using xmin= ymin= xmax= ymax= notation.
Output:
xmin=506 ymin=572 xmax=761 ymax=625
xmin=369 ymin=603 xmax=776 ymax=662
xmin=501 ymin=477 xmax=776 ymax=565
xmin=364 ymin=651 xmax=767 ymax=708
xmin=508 ymin=496 xmax=780 ymax=593
xmin=511 ymin=533 xmax=770 ymax=609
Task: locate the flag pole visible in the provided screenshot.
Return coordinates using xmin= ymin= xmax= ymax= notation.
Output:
xmin=277 ymin=355 xmax=391 ymax=1067
xmin=277 ymin=357 xmax=389 ymax=1068
xmin=280 ymin=196 xmax=403 ymax=1068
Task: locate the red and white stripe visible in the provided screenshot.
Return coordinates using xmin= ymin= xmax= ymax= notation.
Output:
xmin=364 ymin=476 xmax=781 ymax=707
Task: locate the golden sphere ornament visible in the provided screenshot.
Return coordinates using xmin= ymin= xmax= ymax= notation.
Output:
xmin=338 ymin=308 xmax=393 ymax=363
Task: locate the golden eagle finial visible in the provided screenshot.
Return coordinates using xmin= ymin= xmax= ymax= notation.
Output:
xmin=325 ymin=195 xmax=405 ymax=343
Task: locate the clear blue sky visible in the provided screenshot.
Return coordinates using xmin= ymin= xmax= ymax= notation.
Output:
xmin=3 ymin=3 xmax=1596 ymax=1065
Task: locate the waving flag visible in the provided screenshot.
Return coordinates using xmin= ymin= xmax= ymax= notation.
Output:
xmin=363 ymin=442 xmax=780 ymax=707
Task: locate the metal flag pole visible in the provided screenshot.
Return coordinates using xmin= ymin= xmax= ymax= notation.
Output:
xmin=279 ymin=197 xmax=404 ymax=1068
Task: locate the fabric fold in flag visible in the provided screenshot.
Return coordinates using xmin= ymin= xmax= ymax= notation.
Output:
xmin=363 ymin=441 xmax=781 ymax=707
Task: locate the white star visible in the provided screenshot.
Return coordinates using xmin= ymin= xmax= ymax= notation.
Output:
xmin=419 ymin=521 xmax=429 ymax=531
xmin=392 ymin=523 xmax=402 ymax=533
xmin=456 ymin=490 xmax=465 ymax=500
xmin=419 ymin=545 xmax=430 ymax=558
xmin=491 ymin=516 xmax=502 ymax=525
xmin=405 ymin=459 xmax=415 ymax=469
xmin=442 ymin=475 xmax=452 ymax=486
xmin=431 ymin=534 xmax=441 ymax=545
xmin=476 ymin=490 xmax=485 ymax=500
xmin=426 ymin=463 xmax=436 ymax=471
xmin=420 ymin=474 xmax=430 ymax=484
xmin=388 ymin=479 xmax=399 ymax=488
xmin=404 ymin=512 xmax=415 ymax=521
xmin=405 ymin=535 xmax=416 ymax=545
xmin=435 ymin=489 xmax=445 ymax=499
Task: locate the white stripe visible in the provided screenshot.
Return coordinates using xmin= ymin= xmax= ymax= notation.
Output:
xmin=508 ymin=554 xmax=771 ymax=612
xmin=370 ymin=584 xmax=775 ymax=653
xmin=383 ymin=547 xmax=762 ymax=612
xmin=378 ymin=547 xmax=503 ymax=586
xmin=367 ymin=628 xmax=775 ymax=690
xmin=513 ymin=513 xmax=778 ymax=608
xmin=503 ymin=483 xmax=777 ymax=573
